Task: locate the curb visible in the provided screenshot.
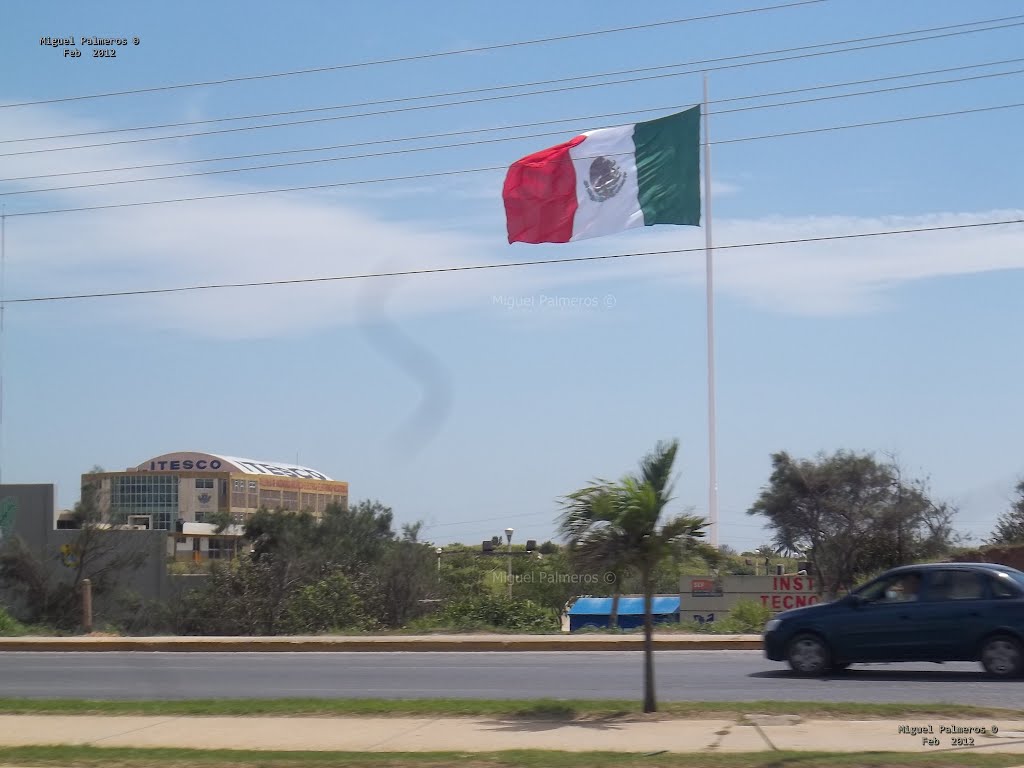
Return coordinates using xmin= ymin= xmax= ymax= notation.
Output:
xmin=0 ymin=635 xmax=764 ymax=652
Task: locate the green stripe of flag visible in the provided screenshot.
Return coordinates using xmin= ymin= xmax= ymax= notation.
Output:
xmin=634 ymin=105 xmax=701 ymax=227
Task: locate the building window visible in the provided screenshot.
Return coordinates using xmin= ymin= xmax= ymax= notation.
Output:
xmin=110 ymin=474 xmax=178 ymax=531
xmin=259 ymin=489 xmax=282 ymax=510
xmin=195 ymin=478 xmax=214 ymax=489
xmin=194 ymin=511 xmax=206 ymax=523
xmin=208 ymin=538 xmax=237 ymax=560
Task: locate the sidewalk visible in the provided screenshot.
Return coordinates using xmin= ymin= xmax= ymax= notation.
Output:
xmin=0 ymin=714 xmax=1023 ymax=753
xmin=0 ymin=633 xmax=762 ymax=652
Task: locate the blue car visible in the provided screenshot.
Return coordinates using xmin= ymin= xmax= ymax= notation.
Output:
xmin=763 ymin=562 xmax=1024 ymax=677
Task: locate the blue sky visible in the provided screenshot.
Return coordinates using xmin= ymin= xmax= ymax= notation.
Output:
xmin=1 ymin=0 xmax=1022 ymax=551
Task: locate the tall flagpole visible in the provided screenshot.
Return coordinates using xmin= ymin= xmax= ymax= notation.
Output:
xmin=702 ymin=73 xmax=719 ymax=548
xmin=1 ymin=207 xmax=6 ymax=486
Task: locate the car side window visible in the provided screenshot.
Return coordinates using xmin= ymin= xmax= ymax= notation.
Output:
xmin=926 ymin=570 xmax=984 ymax=601
xmin=861 ymin=573 xmax=923 ymax=603
xmin=990 ymin=574 xmax=1020 ymax=599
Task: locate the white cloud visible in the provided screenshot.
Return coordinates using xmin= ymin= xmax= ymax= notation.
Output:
xmin=3 ymin=106 xmax=1022 ymax=337
xmin=558 ymin=210 xmax=1024 ymax=315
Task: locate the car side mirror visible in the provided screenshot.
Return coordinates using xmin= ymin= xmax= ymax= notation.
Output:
xmin=846 ymin=593 xmax=865 ymax=608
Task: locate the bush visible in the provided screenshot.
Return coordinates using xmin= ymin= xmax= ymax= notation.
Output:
xmin=0 ymin=605 xmax=27 ymax=636
xmin=687 ymin=599 xmax=774 ymax=634
xmin=281 ymin=573 xmax=374 ymax=634
xmin=725 ymin=599 xmax=774 ymax=631
xmin=417 ymin=595 xmax=559 ymax=633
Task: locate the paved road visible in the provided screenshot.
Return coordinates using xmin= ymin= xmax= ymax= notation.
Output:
xmin=1 ymin=651 xmax=1021 ymax=707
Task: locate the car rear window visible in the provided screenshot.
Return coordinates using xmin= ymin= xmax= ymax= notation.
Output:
xmin=928 ymin=570 xmax=985 ymax=600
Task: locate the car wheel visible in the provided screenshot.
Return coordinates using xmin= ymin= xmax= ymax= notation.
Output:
xmin=787 ymin=633 xmax=831 ymax=676
xmin=980 ymin=635 xmax=1024 ymax=678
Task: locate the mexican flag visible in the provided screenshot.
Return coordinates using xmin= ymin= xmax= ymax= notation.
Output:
xmin=502 ymin=106 xmax=701 ymax=244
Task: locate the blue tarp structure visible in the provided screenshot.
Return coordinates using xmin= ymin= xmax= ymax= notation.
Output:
xmin=567 ymin=596 xmax=681 ymax=631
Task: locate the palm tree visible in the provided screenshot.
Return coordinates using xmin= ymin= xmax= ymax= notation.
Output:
xmin=560 ymin=483 xmax=628 ymax=628
xmin=560 ymin=439 xmax=706 ymax=713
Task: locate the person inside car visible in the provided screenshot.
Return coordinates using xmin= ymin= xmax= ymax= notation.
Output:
xmin=884 ymin=573 xmax=921 ymax=602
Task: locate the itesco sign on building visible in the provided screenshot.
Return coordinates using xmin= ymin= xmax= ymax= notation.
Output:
xmin=136 ymin=453 xmax=333 ymax=481
xmin=147 ymin=458 xmax=223 ymax=471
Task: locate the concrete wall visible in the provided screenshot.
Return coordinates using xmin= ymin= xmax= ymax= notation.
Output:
xmin=679 ymin=574 xmax=821 ymax=624
xmin=0 ymin=484 xmax=55 ymax=551
xmin=1 ymin=484 xmax=173 ymax=626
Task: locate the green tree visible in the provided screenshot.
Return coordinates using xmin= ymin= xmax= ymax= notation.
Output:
xmin=749 ymin=450 xmax=956 ymax=597
xmin=560 ymin=439 xmax=706 ymax=713
xmin=179 ymin=499 xmax=430 ymax=633
xmin=374 ymin=522 xmax=435 ymax=628
xmin=989 ymin=480 xmax=1024 ymax=545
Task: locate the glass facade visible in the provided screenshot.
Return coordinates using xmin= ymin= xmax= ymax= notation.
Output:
xmin=110 ymin=474 xmax=178 ymax=531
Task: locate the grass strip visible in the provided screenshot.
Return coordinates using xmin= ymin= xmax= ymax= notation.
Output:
xmin=0 ymin=746 xmax=1022 ymax=768
xmin=0 ymin=697 xmax=1019 ymax=720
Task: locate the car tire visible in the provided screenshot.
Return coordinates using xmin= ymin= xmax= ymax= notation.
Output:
xmin=979 ymin=634 xmax=1024 ymax=678
xmin=786 ymin=633 xmax=831 ymax=676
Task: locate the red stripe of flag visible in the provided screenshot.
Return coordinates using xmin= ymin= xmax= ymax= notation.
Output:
xmin=502 ymin=134 xmax=586 ymax=244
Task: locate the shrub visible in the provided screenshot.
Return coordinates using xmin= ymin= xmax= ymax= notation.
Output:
xmin=0 ymin=605 xmax=26 ymax=636
xmin=725 ymin=599 xmax=774 ymax=631
xmin=424 ymin=595 xmax=559 ymax=632
xmin=687 ymin=599 xmax=774 ymax=634
xmin=281 ymin=572 xmax=374 ymax=634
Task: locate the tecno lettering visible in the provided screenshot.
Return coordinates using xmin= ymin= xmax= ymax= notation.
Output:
xmin=150 ymin=459 xmax=222 ymax=471
xmin=759 ymin=576 xmax=819 ymax=610
xmin=761 ymin=594 xmax=820 ymax=610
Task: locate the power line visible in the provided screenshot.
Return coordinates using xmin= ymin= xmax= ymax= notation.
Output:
xmin=5 ymin=12 xmax=1020 ymax=147
xmin=4 ymin=100 xmax=1022 ymax=217
xmin=6 ymin=218 xmax=1021 ymax=305
xmin=0 ymin=0 xmax=828 ymax=110
xmin=7 ymin=55 xmax=1021 ymax=186
xmin=4 ymin=16 xmax=1023 ymax=159
xmin=714 ymin=66 xmax=1024 ymax=115
xmin=7 ymin=67 xmax=1024 ymax=198
xmin=713 ymin=101 xmax=1024 ymax=144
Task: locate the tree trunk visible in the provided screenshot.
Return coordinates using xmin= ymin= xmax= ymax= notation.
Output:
xmin=610 ymin=588 xmax=620 ymax=629
xmin=642 ymin=567 xmax=656 ymax=713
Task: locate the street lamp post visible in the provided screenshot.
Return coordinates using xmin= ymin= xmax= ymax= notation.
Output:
xmin=436 ymin=547 xmax=442 ymax=581
xmin=505 ymin=527 xmax=514 ymax=599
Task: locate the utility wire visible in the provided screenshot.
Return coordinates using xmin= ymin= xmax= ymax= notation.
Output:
xmin=6 ymin=219 xmax=1021 ymax=305
xmin=5 ymin=54 xmax=1022 ymax=186
xmin=6 ymin=67 xmax=1024 ymax=198
xmin=713 ymin=101 xmax=1023 ymax=144
xmin=4 ymin=12 xmax=1020 ymax=146
xmin=3 ymin=17 xmax=1023 ymax=159
xmin=4 ymin=101 xmax=1022 ymax=217
xmin=0 ymin=0 xmax=829 ymax=110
